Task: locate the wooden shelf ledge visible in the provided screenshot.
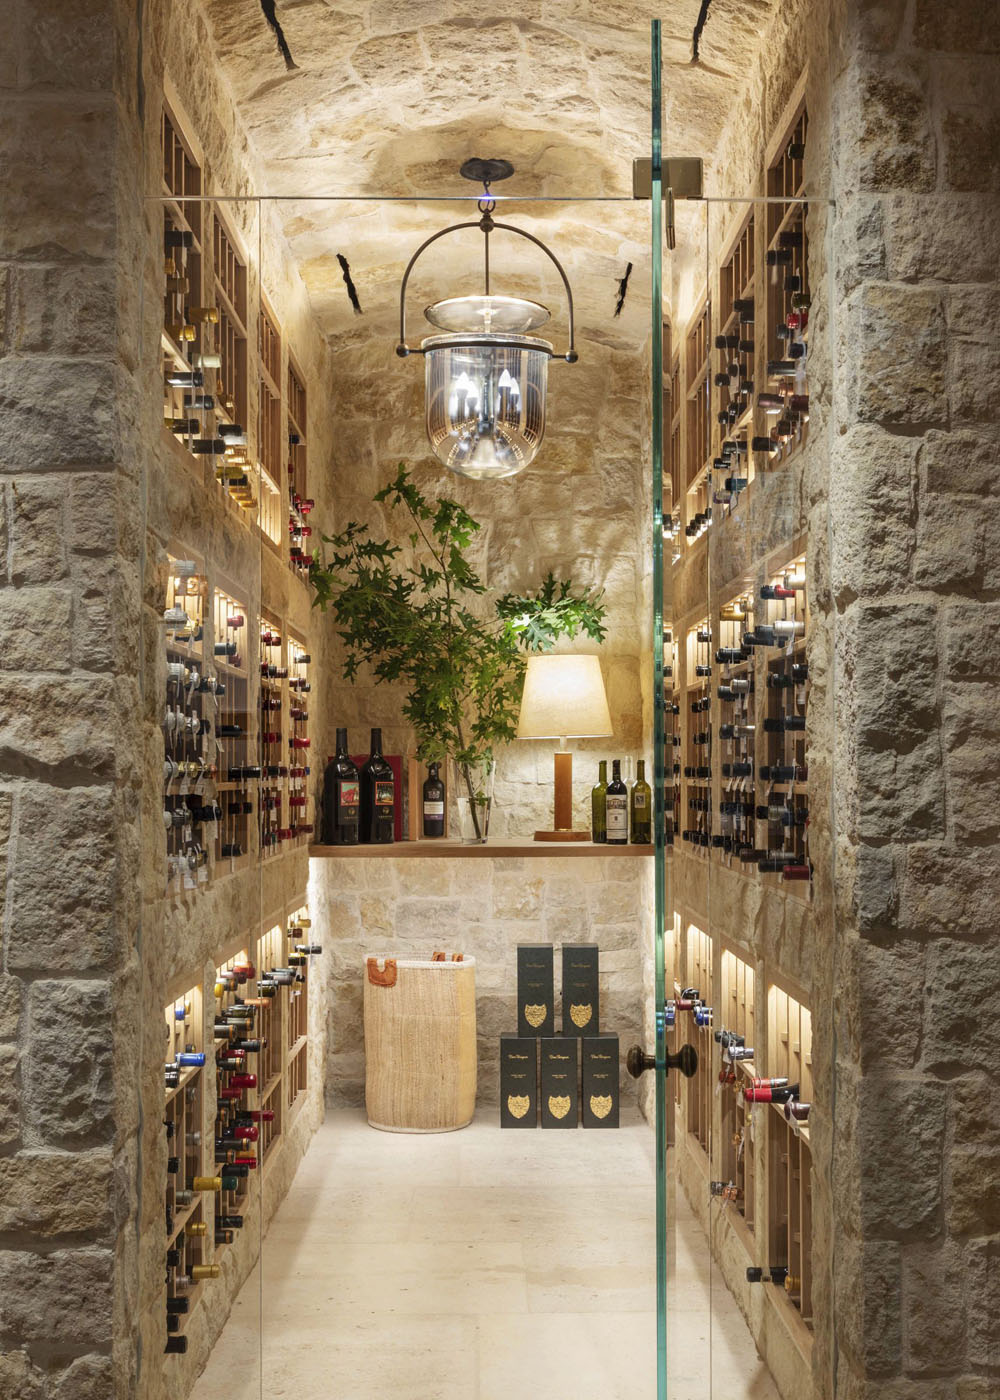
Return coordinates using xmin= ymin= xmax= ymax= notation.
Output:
xmin=308 ymin=838 xmax=656 ymax=859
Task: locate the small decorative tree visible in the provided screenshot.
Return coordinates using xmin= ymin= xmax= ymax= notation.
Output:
xmin=309 ymin=465 xmax=607 ymax=838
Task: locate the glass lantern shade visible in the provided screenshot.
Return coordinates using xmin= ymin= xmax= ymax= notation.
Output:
xmin=422 ymin=333 xmax=552 ymax=480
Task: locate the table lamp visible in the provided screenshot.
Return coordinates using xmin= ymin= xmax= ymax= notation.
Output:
xmin=516 ymin=654 xmax=613 ymax=841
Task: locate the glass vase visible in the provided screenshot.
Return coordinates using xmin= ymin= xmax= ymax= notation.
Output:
xmin=453 ymin=758 xmax=496 ymax=844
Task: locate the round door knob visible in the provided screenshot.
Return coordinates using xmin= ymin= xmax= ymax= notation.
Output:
xmin=626 ymin=1044 xmax=699 ymax=1079
xmin=626 ymin=1046 xmax=655 ymax=1078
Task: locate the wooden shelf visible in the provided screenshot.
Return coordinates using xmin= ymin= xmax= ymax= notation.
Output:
xmin=309 ymin=838 xmax=655 ymax=859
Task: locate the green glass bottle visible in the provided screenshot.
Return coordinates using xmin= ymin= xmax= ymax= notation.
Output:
xmin=591 ymin=760 xmax=608 ymax=843
xmin=630 ymin=758 xmax=652 ymax=844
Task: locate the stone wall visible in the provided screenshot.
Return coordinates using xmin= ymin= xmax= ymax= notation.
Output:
xmin=0 ymin=3 xmax=147 ymax=1396
xmin=316 ymin=854 xmax=650 ymax=1109
xmin=665 ymin=4 xmax=1000 ymax=1400
xmin=821 ymin=2 xmax=1000 ymax=1396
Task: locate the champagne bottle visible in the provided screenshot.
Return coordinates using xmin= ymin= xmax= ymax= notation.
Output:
xmin=591 ymin=760 xmax=608 ymax=843
xmin=321 ymin=729 xmax=359 ymax=845
xmin=630 ymin=759 xmax=652 ymax=843
xmin=359 ymin=728 xmax=394 ymax=844
xmin=422 ymin=762 xmax=445 ymax=838
xmin=606 ymin=761 xmax=628 ymax=845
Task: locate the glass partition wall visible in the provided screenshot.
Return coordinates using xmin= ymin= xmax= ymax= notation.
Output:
xmin=149 ymin=21 xmax=830 ymax=1400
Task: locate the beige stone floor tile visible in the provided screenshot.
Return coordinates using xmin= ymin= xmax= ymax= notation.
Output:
xmin=192 ymin=1108 xmax=780 ymax=1400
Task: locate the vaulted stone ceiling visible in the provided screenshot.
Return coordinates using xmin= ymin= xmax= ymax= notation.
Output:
xmin=201 ymin=0 xmax=774 ymax=352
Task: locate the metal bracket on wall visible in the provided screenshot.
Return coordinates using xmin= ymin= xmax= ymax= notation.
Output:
xmin=632 ymin=157 xmax=704 ymax=200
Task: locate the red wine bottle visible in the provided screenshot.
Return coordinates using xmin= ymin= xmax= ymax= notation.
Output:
xmin=422 ymin=761 xmax=445 ymax=838
xmin=359 ymin=728 xmax=394 ymax=844
xmin=606 ymin=760 xmax=628 ymax=845
xmin=322 ymin=729 xmax=359 ymax=845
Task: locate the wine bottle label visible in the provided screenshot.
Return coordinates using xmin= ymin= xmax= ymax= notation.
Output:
xmin=633 ymin=792 xmax=648 ymax=810
xmin=606 ymin=795 xmax=627 ymax=837
xmin=374 ymin=780 xmax=394 ymax=807
xmin=337 ymin=779 xmax=359 ymax=819
xmin=423 ymin=801 xmax=444 ymax=817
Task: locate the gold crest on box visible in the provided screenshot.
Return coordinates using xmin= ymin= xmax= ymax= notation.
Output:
xmin=507 ymin=1095 xmax=530 ymax=1119
xmin=570 ymin=1003 xmax=593 ymax=1028
xmin=547 ymin=1095 xmax=571 ymax=1120
xmin=524 ymin=1004 xmax=547 ymax=1028
xmin=589 ymin=1094 xmax=612 ymax=1120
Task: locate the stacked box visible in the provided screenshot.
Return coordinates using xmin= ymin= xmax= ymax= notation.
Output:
xmin=517 ymin=944 xmax=554 ymax=1037
xmin=499 ymin=1034 xmax=538 ymax=1128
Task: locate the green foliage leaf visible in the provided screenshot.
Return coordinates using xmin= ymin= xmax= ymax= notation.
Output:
xmin=307 ymin=468 xmax=608 ymax=766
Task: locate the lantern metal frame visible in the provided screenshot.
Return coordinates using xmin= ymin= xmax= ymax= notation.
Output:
xmin=395 ymin=162 xmax=578 ymax=365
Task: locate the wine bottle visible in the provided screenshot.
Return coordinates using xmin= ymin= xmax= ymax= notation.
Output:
xmin=630 ymin=760 xmax=652 ymax=844
xmin=321 ymin=729 xmax=359 ymax=845
xmin=422 ymin=762 xmax=445 ymax=838
xmin=606 ymin=761 xmax=628 ymax=845
xmin=591 ymin=760 xmax=608 ymax=843
xmin=359 ymin=729 xmax=394 ymax=844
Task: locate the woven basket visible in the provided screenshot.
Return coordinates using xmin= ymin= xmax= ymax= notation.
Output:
xmin=363 ymin=955 xmax=477 ymax=1133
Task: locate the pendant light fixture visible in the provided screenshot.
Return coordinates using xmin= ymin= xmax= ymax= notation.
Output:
xmin=396 ymin=158 xmax=578 ymax=481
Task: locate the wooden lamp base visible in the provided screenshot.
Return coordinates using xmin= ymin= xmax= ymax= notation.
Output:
xmin=533 ymin=750 xmax=591 ymax=842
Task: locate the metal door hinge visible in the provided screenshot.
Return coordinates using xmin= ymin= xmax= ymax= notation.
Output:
xmin=632 ymin=157 xmax=704 ymax=200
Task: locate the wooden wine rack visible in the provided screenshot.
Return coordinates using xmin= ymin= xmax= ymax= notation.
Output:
xmin=675 ymin=98 xmax=809 ymax=545
xmin=163 ymin=982 xmax=208 ymax=1352
xmin=683 ymin=925 xmax=713 ymax=1156
xmin=760 ymin=552 xmax=809 ymax=889
xmin=162 ymin=898 xmax=320 ymax=1361
xmin=288 ymin=637 xmax=313 ymax=843
xmin=719 ymin=948 xmax=756 ymax=1233
xmin=160 ymin=97 xmax=317 ymax=564
xmin=682 ymin=620 xmax=712 ymax=851
xmin=259 ymin=612 xmax=285 ymax=858
xmin=286 ymin=357 xmax=313 ymax=579
xmin=766 ymin=983 xmax=813 ymax=1327
xmin=716 ymin=589 xmax=756 ymax=866
xmin=162 ymin=558 xmax=212 ymax=898
xmin=213 ymin=585 xmax=252 ymax=869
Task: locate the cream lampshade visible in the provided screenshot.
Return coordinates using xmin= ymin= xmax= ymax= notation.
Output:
xmin=516 ymin=654 xmax=613 ymax=841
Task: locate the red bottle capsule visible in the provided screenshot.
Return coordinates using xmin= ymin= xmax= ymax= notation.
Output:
xmin=228 ymin=1073 xmax=257 ymax=1090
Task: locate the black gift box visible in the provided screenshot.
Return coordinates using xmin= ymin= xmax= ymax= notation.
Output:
xmin=561 ymin=943 xmax=600 ymax=1036
xmin=582 ymin=1033 xmax=620 ymax=1128
xmin=499 ymin=1034 xmax=538 ymax=1128
xmin=517 ymin=944 xmax=554 ymax=1037
xmin=540 ymin=1035 xmax=579 ymax=1129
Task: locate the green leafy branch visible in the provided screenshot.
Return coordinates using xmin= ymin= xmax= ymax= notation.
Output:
xmin=308 ymin=466 xmax=607 ymax=831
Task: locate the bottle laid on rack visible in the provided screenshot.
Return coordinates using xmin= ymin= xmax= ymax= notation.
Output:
xmin=422 ymin=762 xmax=445 ymax=838
xmin=322 ymin=729 xmax=359 ymax=845
xmin=630 ymin=760 xmax=651 ymax=844
xmin=606 ymin=761 xmax=628 ymax=845
xmin=591 ymin=759 xmax=608 ymax=844
xmin=359 ymin=728 xmax=395 ymax=844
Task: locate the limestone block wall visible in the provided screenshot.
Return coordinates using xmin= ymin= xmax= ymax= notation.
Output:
xmin=314 ymin=854 xmax=651 ymax=1111
xmin=819 ymin=3 xmax=1000 ymax=1397
xmin=0 ymin=3 xmax=147 ymax=1396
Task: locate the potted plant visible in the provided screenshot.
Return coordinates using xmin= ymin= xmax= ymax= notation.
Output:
xmin=309 ymin=466 xmax=607 ymax=841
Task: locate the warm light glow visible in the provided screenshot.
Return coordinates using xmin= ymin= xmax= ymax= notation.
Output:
xmin=516 ymin=654 xmax=613 ymax=740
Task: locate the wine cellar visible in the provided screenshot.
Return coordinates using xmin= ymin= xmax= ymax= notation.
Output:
xmin=2 ymin=5 xmax=994 ymax=1400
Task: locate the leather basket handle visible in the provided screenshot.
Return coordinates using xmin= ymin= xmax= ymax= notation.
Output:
xmin=367 ymin=957 xmax=398 ymax=988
